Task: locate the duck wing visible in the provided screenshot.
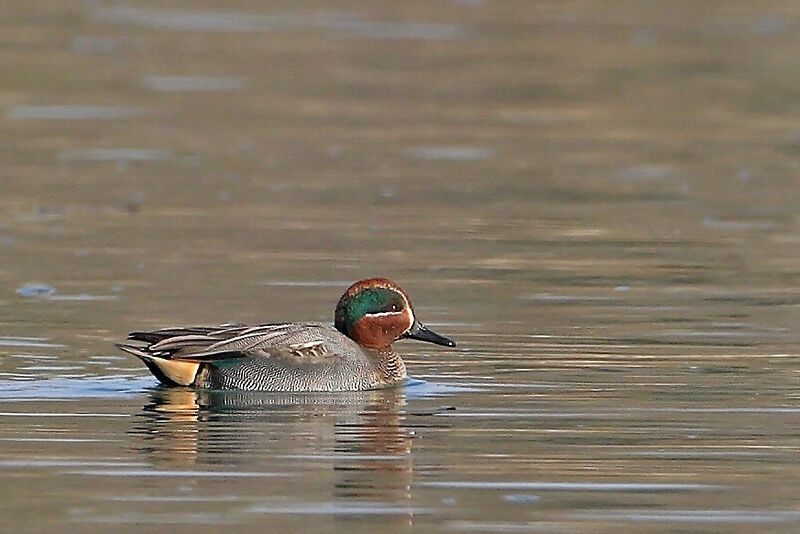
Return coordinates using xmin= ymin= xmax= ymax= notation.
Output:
xmin=123 ymin=324 xmax=247 ymax=345
xmin=118 ymin=323 xmax=338 ymax=365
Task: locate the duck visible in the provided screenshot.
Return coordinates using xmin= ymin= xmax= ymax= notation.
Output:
xmin=116 ymin=278 xmax=455 ymax=392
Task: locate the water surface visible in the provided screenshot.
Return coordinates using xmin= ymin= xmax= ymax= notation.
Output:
xmin=2 ymin=1 xmax=800 ymax=532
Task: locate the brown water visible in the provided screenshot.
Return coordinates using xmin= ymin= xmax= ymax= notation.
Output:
xmin=2 ymin=1 xmax=800 ymax=532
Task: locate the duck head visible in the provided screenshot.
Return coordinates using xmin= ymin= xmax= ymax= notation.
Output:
xmin=335 ymin=278 xmax=456 ymax=350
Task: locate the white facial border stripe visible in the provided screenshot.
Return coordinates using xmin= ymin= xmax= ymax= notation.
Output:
xmin=362 ymin=285 xmax=415 ymax=333
xmin=397 ymin=291 xmax=414 ymax=326
xmin=367 ymin=311 xmax=404 ymax=317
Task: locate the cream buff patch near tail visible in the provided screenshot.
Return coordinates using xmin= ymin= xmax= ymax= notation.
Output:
xmin=116 ymin=343 xmax=200 ymax=386
xmin=148 ymin=357 xmax=200 ymax=386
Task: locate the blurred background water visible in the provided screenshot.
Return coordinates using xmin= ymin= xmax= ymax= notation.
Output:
xmin=2 ymin=1 xmax=800 ymax=532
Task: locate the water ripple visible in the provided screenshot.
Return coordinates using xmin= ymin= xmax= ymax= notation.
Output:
xmin=573 ymin=510 xmax=800 ymax=523
xmin=419 ymin=481 xmax=722 ymax=492
xmin=95 ymin=7 xmax=464 ymax=40
xmin=6 ymin=105 xmax=142 ymax=120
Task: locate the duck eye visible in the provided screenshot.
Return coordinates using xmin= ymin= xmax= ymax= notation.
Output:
xmin=390 ymin=304 xmax=400 ymax=312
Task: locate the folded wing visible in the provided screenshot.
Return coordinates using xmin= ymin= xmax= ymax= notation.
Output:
xmin=117 ymin=323 xmax=337 ymax=386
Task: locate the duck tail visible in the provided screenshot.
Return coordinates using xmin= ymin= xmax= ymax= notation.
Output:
xmin=116 ymin=343 xmax=200 ymax=387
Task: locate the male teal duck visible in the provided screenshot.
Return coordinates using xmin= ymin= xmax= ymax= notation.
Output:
xmin=116 ymin=278 xmax=455 ymax=392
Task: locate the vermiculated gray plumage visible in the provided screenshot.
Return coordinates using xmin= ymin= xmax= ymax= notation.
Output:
xmin=117 ymin=323 xmax=407 ymax=392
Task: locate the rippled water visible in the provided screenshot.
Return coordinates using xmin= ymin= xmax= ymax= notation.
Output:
xmin=2 ymin=1 xmax=800 ymax=532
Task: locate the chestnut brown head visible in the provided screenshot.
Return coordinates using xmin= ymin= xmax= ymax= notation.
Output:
xmin=334 ymin=278 xmax=456 ymax=350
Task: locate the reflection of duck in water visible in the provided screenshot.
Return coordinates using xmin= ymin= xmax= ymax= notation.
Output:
xmin=135 ymin=387 xmax=413 ymax=485
xmin=137 ymin=387 xmax=411 ymax=458
xmin=118 ymin=278 xmax=455 ymax=392
xmin=136 ymin=388 xmax=203 ymax=465
xmin=134 ymin=387 xmax=435 ymax=526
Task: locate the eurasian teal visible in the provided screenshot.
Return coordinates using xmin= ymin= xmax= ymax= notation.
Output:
xmin=117 ymin=278 xmax=455 ymax=392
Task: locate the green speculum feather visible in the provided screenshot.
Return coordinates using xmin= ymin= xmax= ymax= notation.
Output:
xmin=335 ymin=288 xmax=403 ymax=335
